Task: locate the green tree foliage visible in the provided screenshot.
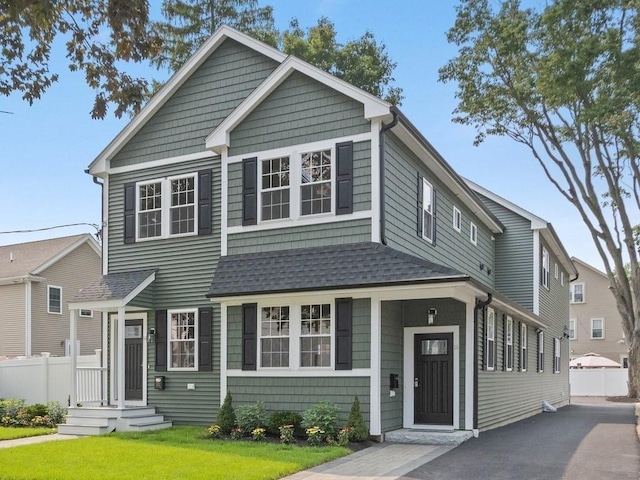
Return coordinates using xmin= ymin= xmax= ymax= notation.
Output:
xmin=440 ymin=0 xmax=640 ymax=396
xmin=0 ymin=0 xmax=161 ymax=118
xmin=216 ymin=391 xmax=236 ymax=434
xmin=345 ymin=395 xmax=369 ymax=442
xmin=282 ymin=17 xmax=403 ymax=105
xmin=152 ymin=0 xmax=277 ymax=72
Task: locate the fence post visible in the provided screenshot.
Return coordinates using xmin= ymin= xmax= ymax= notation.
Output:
xmin=41 ymin=352 xmax=50 ymax=403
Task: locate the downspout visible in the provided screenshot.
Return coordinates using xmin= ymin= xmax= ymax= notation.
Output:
xmin=473 ymin=293 xmax=492 ymax=434
xmin=86 ymin=170 xmax=105 ymax=245
xmin=379 ymin=109 xmax=398 ymax=245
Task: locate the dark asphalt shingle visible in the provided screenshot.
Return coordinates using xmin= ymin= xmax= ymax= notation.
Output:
xmin=72 ymin=269 xmax=156 ymax=302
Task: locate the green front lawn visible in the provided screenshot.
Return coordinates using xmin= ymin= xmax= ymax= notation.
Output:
xmin=0 ymin=426 xmax=55 ymax=441
xmin=0 ymin=426 xmax=350 ymax=480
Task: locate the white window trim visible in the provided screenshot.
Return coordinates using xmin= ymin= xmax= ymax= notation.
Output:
xmin=542 ymin=247 xmax=550 ymax=289
xmin=506 ymin=316 xmax=514 ymax=372
xmin=167 ymin=308 xmax=199 ymax=371
xmin=257 ymin=297 xmax=335 ymax=371
xmin=422 ymin=178 xmax=434 ymax=243
xmin=520 ymin=323 xmax=528 ymax=372
xmin=554 ymin=263 xmax=559 ymax=280
xmin=553 ymin=338 xmax=561 ymax=373
xmin=561 ymin=271 xmax=565 ymax=287
xmin=590 ymin=318 xmax=605 ymax=339
xmin=136 ymin=173 xmax=199 ymax=242
xmin=569 ymin=318 xmax=576 ymax=340
xmin=470 ymin=222 xmax=478 ymax=246
xmin=538 ymin=331 xmax=544 ymax=373
xmin=452 ymin=206 xmax=462 ymax=232
xmin=570 ymin=283 xmax=585 ymax=303
xmin=47 ymin=285 xmax=62 ymax=315
xmin=258 ymin=305 xmax=291 ymax=368
xmin=486 ymin=308 xmax=496 ymax=371
xmin=79 ymin=309 xmax=93 ymax=318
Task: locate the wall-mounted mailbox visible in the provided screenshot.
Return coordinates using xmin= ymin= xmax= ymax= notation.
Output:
xmin=154 ymin=375 xmax=165 ymax=390
xmin=389 ymin=373 xmax=399 ymax=390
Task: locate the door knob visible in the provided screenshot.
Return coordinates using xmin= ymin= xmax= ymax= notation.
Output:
xmin=414 ymin=378 xmax=419 ymax=388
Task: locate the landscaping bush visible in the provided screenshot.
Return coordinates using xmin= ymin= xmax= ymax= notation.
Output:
xmin=235 ymin=401 xmax=267 ymax=435
xmin=217 ymin=392 xmax=236 ymax=435
xmin=46 ymin=401 xmax=67 ymax=425
xmin=268 ymin=411 xmax=303 ymax=435
xmin=344 ymin=395 xmax=369 ymax=442
xmin=0 ymin=399 xmax=66 ymax=428
xmin=302 ymin=401 xmax=339 ymax=438
xmin=0 ymin=399 xmax=25 ymax=420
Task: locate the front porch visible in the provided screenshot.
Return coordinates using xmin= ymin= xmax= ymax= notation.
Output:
xmin=58 ymin=406 xmax=171 ymax=436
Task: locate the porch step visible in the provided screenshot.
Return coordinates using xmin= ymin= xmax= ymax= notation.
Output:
xmin=384 ymin=429 xmax=473 ymax=445
xmin=116 ymin=414 xmax=172 ymax=432
xmin=57 ymin=423 xmax=113 ymax=436
xmin=58 ymin=407 xmax=171 ymax=436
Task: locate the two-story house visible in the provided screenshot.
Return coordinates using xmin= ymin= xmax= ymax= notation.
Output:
xmin=0 ymin=234 xmax=101 ymax=357
xmin=569 ymin=257 xmax=627 ymax=367
xmin=62 ymin=26 xmax=575 ymax=439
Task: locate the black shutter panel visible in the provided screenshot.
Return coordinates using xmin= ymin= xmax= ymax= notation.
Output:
xmin=417 ymin=174 xmax=423 ymax=238
xmin=124 ymin=182 xmax=136 ymax=244
xmin=335 ymin=298 xmax=353 ymax=370
xmin=242 ymin=303 xmax=257 ymax=370
xmin=336 ymin=141 xmax=353 ymax=215
xmin=242 ymin=158 xmax=257 ymax=226
xmin=198 ymin=307 xmax=213 ymax=371
xmin=198 ymin=170 xmax=212 ymax=236
xmin=155 ymin=310 xmax=167 ymax=372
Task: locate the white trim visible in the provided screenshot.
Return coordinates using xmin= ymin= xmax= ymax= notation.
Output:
xmin=69 ymin=271 xmax=155 ymax=311
xmin=110 ymin=151 xmax=215 ymax=175
xmin=506 ymin=315 xmax=514 ymax=372
xmin=32 ymin=234 xmax=101 ymax=275
xmin=403 ymin=325 xmax=460 ymax=430
xmin=220 ymin=303 xmax=228 ymax=405
xmin=569 ymin=318 xmax=576 ymax=340
xmin=453 ymin=206 xmax=462 ymax=233
xmin=464 ymin=301 xmax=475 ymax=431
xmin=370 ymin=294 xmax=381 ymax=436
xmin=421 ymin=178 xmax=434 ymax=243
xmin=553 ymin=337 xmax=561 ymax=373
xmin=485 ymin=307 xmax=496 ymax=371
xmin=520 ymin=323 xmax=528 ymax=372
xmin=469 ymin=222 xmax=478 ymax=246
xmin=533 ymin=230 xmax=540 ymax=315
xmin=370 ymin=121 xmax=381 ymax=243
xmin=537 ymin=330 xmax=544 ymax=373
xmin=79 ymin=309 xmax=93 ymax=318
xmin=590 ymin=317 xmax=605 ymax=339
xmin=167 ymin=308 xmax=199 ymax=371
xmin=227 ymin=368 xmax=371 ymax=377
xmin=570 ymin=282 xmax=585 ymax=303
xmin=25 ymin=280 xmax=32 ymax=356
xmin=221 ymin=147 xmax=229 ymax=256
xmin=541 ymin=246 xmax=550 ymax=290
xmin=47 ymin=285 xmax=63 ymax=315
xmin=206 ymin=57 xmax=390 ymax=152
xmin=227 ymin=210 xmax=372 ymax=234
xmin=109 ymin=312 xmax=148 ymax=407
xmin=102 ymin=176 xmax=109 ymax=275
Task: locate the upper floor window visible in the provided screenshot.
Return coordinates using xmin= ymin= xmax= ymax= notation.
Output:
xmin=485 ymin=308 xmax=496 ymax=371
xmin=421 ymin=178 xmax=434 ymax=242
xmin=569 ymin=318 xmax=576 ymax=340
xmin=554 ymin=263 xmax=559 ymax=280
xmin=591 ymin=318 xmax=604 ymax=339
xmin=261 ymin=157 xmax=290 ymax=221
xmin=452 ymin=206 xmax=462 ymax=232
xmin=505 ymin=316 xmax=514 ymax=372
xmin=520 ymin=323 xmax=528 ymax=372
xmin=301 ymin=150 xmax=332 ymax=216
xmin=541 ymin=247 xmax=550 ymax=289
xmin=561 ymin=271 xmax=565 ymax=286
xmin=570 ymin=283 xmax=585 ymax=303
xmin=470 ymin=222 xmax=478 ymax=245
xmin=168 ymin=309 xmax=198 ymax=371
xmin=48 ymin=285 xmax=62 ymax=314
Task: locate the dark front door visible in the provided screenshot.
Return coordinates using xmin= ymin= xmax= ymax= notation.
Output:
xmin=414 ymin=333 xmax=453 ymax=425
xmin=124 ymin=319 xmax=144 ymax=401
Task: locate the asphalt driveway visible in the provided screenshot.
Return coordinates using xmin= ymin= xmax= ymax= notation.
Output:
xmin=400 ymin=399 xmax=639 ymax=480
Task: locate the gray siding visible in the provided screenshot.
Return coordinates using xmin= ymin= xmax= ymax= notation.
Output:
xmin=0 ymin=284 xmax=26 ymax=356
xmin=112 ymin=39 xmax=279 ymax=167
xmin=107 ymin=157 xmax=221 ymax=307
xmin=476 ymin=194 xmax=534 ymax=310
xmin=383 ymin=133 xmax=494 ymax=287
xmin=229 ymin=71 xmax=370 ymax=157
xmin=539 ymin=237 xmax=570 ymax=326
xmin=380 ymin=301 xmax=403 ymax=432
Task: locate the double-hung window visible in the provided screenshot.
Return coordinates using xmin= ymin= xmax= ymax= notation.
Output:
xmin=553 ymin=338 xmax=561 ymax=373
xmin=137 ymin=174 xmax=197 ymax=240
xmin=505 ymin=316 xmax=514 ymax=371
xmin=520 ymin=323 xmax=528 ymax=372
xmin=48 ymin=286 xmax=62 ymax=314
xmin=570 ymin=283 xmax=585 ymax=303
xmin=168 ymin=309 xmax=197 ymax=370
xmin=301 ymin=150 xmax=332 ymax=216
xmin=470 ymin=222 xmax=478 ymax=245
xmin=569 ymin=318 xmax=576 ymax=340
xmin=542 ymin=247 xmax=550 ymax=289
xmin=591 ymin=318 xmax=604 ymax=339
xmin=486 ymin=308 xmax=496 ymax=370
xmin=453 ymin=206 xmax=462 ymax=232
xmin=260 ymin=306 xmax=290 ymax=367
xmin=422 ymin=178 xmax=434 ymax=242
xmin=538 ymin=331 xmax=545 ymax=372
xmin=300 ymin=303 xmax=332 ymax=367
xmin=261 ymin=157 xmax=290 ymax=221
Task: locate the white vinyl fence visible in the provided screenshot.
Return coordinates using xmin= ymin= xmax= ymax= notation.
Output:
xmin=570 ymin=368 xmax=629 ymax=397
xmin=0 ymin=351 xmax=102 ymax=405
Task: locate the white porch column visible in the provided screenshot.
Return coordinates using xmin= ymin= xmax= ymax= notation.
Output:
xmin=117 ymin=306 xmax=126 ymax=409
xmin=70 ymin=309 xmax=78 ymax=408
xmin=370 ymin=294 xmax=381 ymax=436
xmin=465 ymin=301 xmax=475 ymax=431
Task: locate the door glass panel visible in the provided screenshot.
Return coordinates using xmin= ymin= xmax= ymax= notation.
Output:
xmin=125 ymin=325 xmax=142 ymax=339
xmin=422 ymin=339 xmax=447 ymax=355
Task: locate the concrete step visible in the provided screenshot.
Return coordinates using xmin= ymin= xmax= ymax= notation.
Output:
xmin=66 ymin=406 xmax=156 ymax=418
xmin=58 ymin=423 xmax=114 ymax=436
xmin=63 ymin=416 xmax=114 ymax=427
xmin=384 ymin=429 xmax=473 ymax=445
xmin=124 ymin=421 xmax=173 ymax=432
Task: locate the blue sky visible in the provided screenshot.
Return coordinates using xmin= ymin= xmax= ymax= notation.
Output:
xmin=0 ymin=0 xmax=602 ymax=270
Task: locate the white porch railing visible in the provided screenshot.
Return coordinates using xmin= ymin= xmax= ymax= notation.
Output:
xmin=76 ymin=366 xmax=107 ymax=405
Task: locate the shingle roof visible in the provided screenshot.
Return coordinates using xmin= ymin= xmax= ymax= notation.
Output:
xmin=0 ymin=234 xmax=90 ymax=280
xmin=72 ymin=270 xmax=156 ymax=302
xmin=207 ymin=243 xmax=468 ymax=298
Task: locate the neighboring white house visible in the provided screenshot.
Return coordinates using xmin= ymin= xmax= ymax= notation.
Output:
xmin=0 ymin=234 xmax=102 ymax=357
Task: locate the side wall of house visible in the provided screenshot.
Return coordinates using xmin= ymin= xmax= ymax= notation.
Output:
xmin=0 ymin=284 xmax=26 ymax=356
xmin=383 ymin=133 xmax=494 ymax=287
xmin=31 ymin=242 xmax=102 ymax=356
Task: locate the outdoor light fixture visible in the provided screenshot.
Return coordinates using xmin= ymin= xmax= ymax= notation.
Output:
xmin=147 ymin=328 xmax=156 ymax=343
xmin=428 ymin=308 xmax=437 ymax=325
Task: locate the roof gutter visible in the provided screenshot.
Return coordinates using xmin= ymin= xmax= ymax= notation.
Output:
xmin=473 ymin=293 xmax=493 ymax=432
xmin=379 ymin=110 xmax=398 ymax=245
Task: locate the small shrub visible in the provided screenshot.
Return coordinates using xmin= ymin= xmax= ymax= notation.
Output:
xmin=336 ymin=427 xmax=353 ymax=446
xmin=305 ymin=426 xmax=326 ymax=446
xmin=217 ymin=392 xmax=236 ymax=435
xmin=251 ymin=427 xmax=266 ymax=441
xmin=345 ymin=395 xmax=369 ymax=442
xmin=302 ymin=401 xmax=339 ymax=438
xmin=279 ymin=424 xmax=295 ymax=444
xmin=268 ymin=411 xmax=303 ymax=435
xmin=0 ymin=399 xmax=25 ymax=420
xmin=46 ymin=401 xmax=67 ymax=425
xmin=207 ymin=424 xmax=221 ymax=439
xmin=24 ymin=404 xmax=48 ymax=418
xmin=230 ymin=427 xmax=243 ymax=440
xmin=235 ymin=401 xmax=267 ymax=435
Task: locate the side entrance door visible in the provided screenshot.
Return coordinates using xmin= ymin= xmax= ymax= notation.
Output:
xmin=414 ymin=332 xmax=453 ymax=425
xmin=124 ymin=319 xmax=144 ymax=401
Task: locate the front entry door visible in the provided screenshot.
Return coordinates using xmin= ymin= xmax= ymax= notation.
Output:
xmin=414 ymin=333 xmax=453 ymax=425
xmin=124 ymin=319 xmax=144 ymax=401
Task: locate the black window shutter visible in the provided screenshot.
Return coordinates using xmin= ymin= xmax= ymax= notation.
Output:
xmin=155 ymin=310 xmax=167 ymax=372
xmin=417 ymin=174 xmax=423 ymax=237
xmin=124 ymin=182 xmax=136 ymax=244
xmin=242 ymin=158 xmax=257 ymax=226
xmin=336 ymin=141 xmax=353 ymax=215
xmin=198 ymin=307 xmax=212 ymax=371
xmin=198 ymin=170 xmax=212 ymax=236
xmin=335 ymin=298 xmax=353 ymax=370
xmin=242 ymin=303 xmax=257 ymax=370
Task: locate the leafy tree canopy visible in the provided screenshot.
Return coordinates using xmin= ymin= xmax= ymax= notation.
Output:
xmin=1 ymin=0 xmax=162 ymax=118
